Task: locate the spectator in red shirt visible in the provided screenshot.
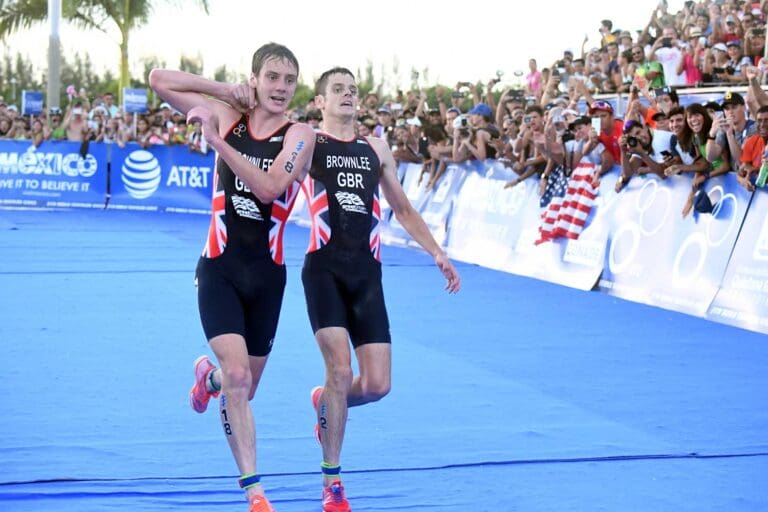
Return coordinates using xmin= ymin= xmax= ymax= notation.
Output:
xmin=738 ymin=104 xmax=768 ymax=191
xmin=589 ymin=100 xmax=621 ymax=166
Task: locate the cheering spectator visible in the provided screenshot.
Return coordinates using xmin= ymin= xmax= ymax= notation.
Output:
xmin=664 ymin=103 xmax=722 ymax=217
xmin=738 ymin=104 xmax=768 ymax=192
xmin=650 ymin=26 xmax=687 ymax=86
xmin=632 ymin=44 xmax=665 ymax=89
xmin=187 ymin=120 xmax=208 ymax=154
xmin=706 ymin=91 xmax=756 ymax=172
xmin=506 ymin=105 xmax=547 ymax=188
xmin=590 ymin=100 xmax=622 ymax=164
xmin=30 ymin=118 xmax=45 ymax=147
xmin=453 ymin=103 xmax=500 ymax=162
xmin=45 ymin=107 xmax=66 ymax=141
xmin=615 ymin=119 xmax=677 ymax=192
xmin=678 ymin=27 xmax=706 ymax=85
xmin=525 ymin=59 xmax=543 ymax=96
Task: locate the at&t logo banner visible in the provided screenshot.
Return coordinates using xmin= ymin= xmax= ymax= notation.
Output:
xmin=109 ymin=144 xmax=214 ymax=213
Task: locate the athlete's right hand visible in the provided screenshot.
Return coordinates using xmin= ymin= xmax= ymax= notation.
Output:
xmin=187 ymin=106 xmax=221 ymax=143
xmin=229 ymin=83 xmax=257 ymax=113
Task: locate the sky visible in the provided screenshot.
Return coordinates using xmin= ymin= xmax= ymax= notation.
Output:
xmin=3 ymin=0 xmax=684 ymax=93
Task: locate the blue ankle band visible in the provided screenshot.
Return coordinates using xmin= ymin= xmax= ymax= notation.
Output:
xmin=321 ymin=462 xmax=341 ymax=475
xmin=238 ymin=473 xmax=260 ymax=489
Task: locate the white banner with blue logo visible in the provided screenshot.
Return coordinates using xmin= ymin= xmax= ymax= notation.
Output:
xmin=381 ymin=163 xmax=432 ymax=246
xmin=598 ymin=172 xmax=750 ymax=317
xmin=0 ymin=140 xmax=107 ymax=208
xmin=108 ymin=143 xmax=214 ymax=213
xmin=417 ymin=163 xmax=468 ymax=248
xmin=446 ymin=169 xmax=537 ymax=270
xmin=707 ymin=189 xmax=768 ymax=334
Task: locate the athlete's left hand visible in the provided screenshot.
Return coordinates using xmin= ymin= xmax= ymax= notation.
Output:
xmin=187 ymin=106 xmax=221 ymax=143
xmin=435 ymin=251 xmax=461 ymax=294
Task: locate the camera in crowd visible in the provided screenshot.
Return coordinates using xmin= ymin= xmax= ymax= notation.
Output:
xmin=452 ymin=114 xmax=472 ymax=138
xmin=627 ymin=135 xmax=639 ymax=148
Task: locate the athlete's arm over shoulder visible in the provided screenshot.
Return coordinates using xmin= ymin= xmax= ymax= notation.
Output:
xmin=148 ymin=69 xmax=249 ymax=131
xmin=369 ymin=137 xmax=461 ymax=293
xmin=189 ymin=106 xmax=314 ymax=203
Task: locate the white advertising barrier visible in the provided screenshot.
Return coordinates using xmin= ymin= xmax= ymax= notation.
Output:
xmin=413 ymin=163 xmax=468 ymax=248
xmin=598 ymin=172 xmax=750 ymax=317
xmin=708 ymin=189 xmax=768 ymax=334
xmin=506 ymin=167 xmax=622 ymax=291
xmin=446 ymin=170 xmax=538 ymax=271
xmin=381 ymin=163 xmax=432 ymax=247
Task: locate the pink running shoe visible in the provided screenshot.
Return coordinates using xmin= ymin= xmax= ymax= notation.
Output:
xmin=322 ymin=480 xmax=351 ymax=512
xmin=248 ymin=494 xmax=275 ymax=512
xmin=311 ymin=386 xmax=323 ymax=443
xmin=189 ymin=355 xmax=219 ymax=413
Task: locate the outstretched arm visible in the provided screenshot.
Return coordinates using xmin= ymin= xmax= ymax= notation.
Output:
xmin=187 ymin=106 xmax=315 ymax=203
xmin=371 ymin=137 xmax=461 ymax=293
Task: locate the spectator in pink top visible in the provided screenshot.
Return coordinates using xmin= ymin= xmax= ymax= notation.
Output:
xmin=525 ymin=59 xmax=542 ymax=96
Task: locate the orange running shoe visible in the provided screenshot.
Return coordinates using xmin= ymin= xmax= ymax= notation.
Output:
xmin=322 ymin=480 xmax=351 ymax=512
xmin=310 ymin=386 xmax=323 ymax=443
xmin=248 ymin=493 xmax=275 ymax=512
xmin=189 ymin=355 xmax=219 ymax=413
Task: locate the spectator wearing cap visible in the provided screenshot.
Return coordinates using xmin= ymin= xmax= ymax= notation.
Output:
xmin=651 ymin=111 xmax=670 ymax=131
xmin=640 ymin=86 xmax=679 ymax=128
xmin=649 ymin=26 xmax=687 ymax=86
xmin=560 ymin=114 xmax=612 ymax=192
xmin=701 ymin=42 xmax=729 ymax=82
xmin=45 ymin=107 xmax=66 ymax=141
xmin=737 ymin=104 xmax=768 ymax=192
xmin=589 ymin=100 xmax=622 ymax=164
xmin=706 ymin=91 xmax=756 ymax=172
xmin=453 ymin=103 xmax=500 ymax=162
xmin=374 ymin=106 xmax=394 ymax=138
xmin=678 ymin=27 xmax=706 ymax=85
xmin=717 ymin=13 xmax=743 ymax=45
xmin=618 ymin=30 xmax=634 ymax=53
xmin=716 ymin=39 xmax=752 ymax=82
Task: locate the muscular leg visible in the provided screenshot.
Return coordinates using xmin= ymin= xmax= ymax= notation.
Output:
xmin=209 ymin=333 xmax=269 ymax=499
xmin=348 ymin=342 xmax=391 ymax=407
xmin=315 ymin=327 xmax=353 ymax=486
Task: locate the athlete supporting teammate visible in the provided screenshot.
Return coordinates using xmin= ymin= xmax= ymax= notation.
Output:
xmin=148 ymin=43 xmax=315 ymax=512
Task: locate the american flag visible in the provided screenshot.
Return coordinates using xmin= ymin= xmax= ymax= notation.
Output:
xmin=203 ymin=171 xmax=227 ymax=257
xmin=536 ymin=162 xmax=598 ymax=245
xmin=370 ymin=188 xmax=381 ymax=261
xmin=268 ymin=181 xmax=301 ymax=264
xmin=301 ymin=176 xmax=331 ymax=252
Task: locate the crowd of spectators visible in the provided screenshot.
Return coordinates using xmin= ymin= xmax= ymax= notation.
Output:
xmin=2 ymin=0 xmax=768 ymax=210
xmin=0 ymin=88 xmax=209 ymax=154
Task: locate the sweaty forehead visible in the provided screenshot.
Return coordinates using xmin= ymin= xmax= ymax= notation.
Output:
xmin=260 ymin=57 xmax=298 ymax=75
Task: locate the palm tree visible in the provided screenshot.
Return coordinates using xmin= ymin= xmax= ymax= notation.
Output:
xmin=0 ymin=0 xmax=209 ymax=104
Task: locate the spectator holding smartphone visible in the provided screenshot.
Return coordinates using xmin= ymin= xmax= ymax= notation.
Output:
xmin=650 ymin=27 xmax=687 ymax=86
xmin=706 ymin=91 xmax=756 ymax=171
